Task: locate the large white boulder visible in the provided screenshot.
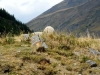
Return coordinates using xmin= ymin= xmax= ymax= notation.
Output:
xmin=43 ymin=26 xmax=55 ymax=35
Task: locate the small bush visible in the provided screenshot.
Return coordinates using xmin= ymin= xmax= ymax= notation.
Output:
xmin=58 ymin=44 xmax=70 ymax=50
xmin=55 ymin=50 xmax=73 ymax=57
xmin=52 ymin=63 xmax=58 ymax=68
xmin=66 ymin=66 xmax=72 ymax=71
xmin=44 ymin=66 xmax=57 ymax=75
xmin=5 ymin=36 xmax=15 ymax=44
xmin=22 ymin=56 xmax=32 ymax=62
xmin=55 ymin=56 xmax=61 ymax=60
xmin=80 ymin=56 xmax=89 ymax=63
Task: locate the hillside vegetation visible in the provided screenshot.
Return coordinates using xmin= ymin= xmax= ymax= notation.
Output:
xmin=0 ymin=33 xmax=100 ymax=75
xmin=0 ymin=8 xmax=31 ymax=35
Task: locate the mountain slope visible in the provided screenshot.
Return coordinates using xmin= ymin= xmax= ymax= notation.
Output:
xmin=0 ymin=8 xmax=31 ymax=35
xmin=41 ymin=0 xmax=90 ymax=16
xmin=27 ymin=0 xmax=100 ymax=36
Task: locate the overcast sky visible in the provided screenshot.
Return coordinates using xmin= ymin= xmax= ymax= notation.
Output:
xmin=0 ymin=0 xmax=63 ymax=23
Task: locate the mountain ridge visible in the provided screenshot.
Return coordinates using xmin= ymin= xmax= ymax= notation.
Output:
xmin=27 ymin=0 xmax=100 ymax=36
xmin=41 ymin=0 xmax=91 ymax=16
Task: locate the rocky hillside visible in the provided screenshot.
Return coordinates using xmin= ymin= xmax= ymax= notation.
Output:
xmin=27 ymin=0 xmax=100 ymax=36
xmin=0 ymin=8 xmax=31 ymax=35
xmin=41 ymin=0 xmax=90 ymax=16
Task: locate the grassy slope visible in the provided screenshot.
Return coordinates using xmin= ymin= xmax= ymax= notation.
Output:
xmin=0 ymin=33 xmax=100 ymax=75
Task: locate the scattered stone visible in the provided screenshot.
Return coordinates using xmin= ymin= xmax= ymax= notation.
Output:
xmin=21 ymin=34 xmax=30 ymax=41
xmin=31 ymin=35 xmax=48 ymax=49
xmin=98 ymin=56 xmax=100 ymax=60
xmin=3 ymin=65 xmax=10 ymax=73
xmin=42 ymin=42 xmax=48 ymax=49
xmin=31 ymin=35 xmax=41 ymax=45
xmin=73 ymin=51 xmax=80 ymax=56
xmin=17 ymin=50 xmax=20 ymax=53
xmin=90 ymin=48 xmax=100 ymax=55
xmin=86 ymin=60 xmax=97 ymax=67
xmin=73 ymin=63 xmax=77 ymax=66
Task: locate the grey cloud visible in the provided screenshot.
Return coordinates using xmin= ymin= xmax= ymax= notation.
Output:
xmin=20 ymin=1 xmax=30 ymax=6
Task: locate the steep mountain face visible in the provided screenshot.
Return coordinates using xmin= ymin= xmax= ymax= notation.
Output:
xmin=0 ymin=9 xmax=31 ymax=35
xmin=41 ymin=0 xmax=90 ymax=16
xmin=27 ymin=0 xmax=100 ymax=36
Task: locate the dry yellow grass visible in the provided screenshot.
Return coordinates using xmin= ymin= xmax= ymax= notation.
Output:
xmin=14 ymin=36 xmax=22 ymax=42
xmin=0 ymin=33 xmax=100 ymax=75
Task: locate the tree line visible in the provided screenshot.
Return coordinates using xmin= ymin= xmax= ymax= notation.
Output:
xmin=0 ymin=8 xmax=31 ymax=35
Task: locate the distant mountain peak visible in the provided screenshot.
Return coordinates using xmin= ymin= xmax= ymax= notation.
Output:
xmin=27 ymin=0 xmax=100 ymax=36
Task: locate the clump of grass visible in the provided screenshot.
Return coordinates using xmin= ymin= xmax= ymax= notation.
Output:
xmin=0 ymin=33 xmax=15 ymax=44
xmin=5 ymin=36 xmax=15 ymax=44
xmin=54 ymin=56 xmax=61 ymax=60
xmin=0 ymin=63 xmax=19 ymax=74
xmin=61 ymin=61 xmax=66 ymax=66
xmin=52 ymin=63 xmax=58 ymax=68
xmin=80 ymin=56 xmax=90 ymax=63
xmin=66 ymin=66 xmax=73 ymax=71
xmin=82 ymin=56 xmax=89 ymax=63
xmin=15 ymin=51 xmax=31 ymax=58
xmin=22 ymin=54 xmax=46 ymax=64
xmin=22 ymin=55 xmax=32 ymax=62
xmin=42 ymin=32 xmax=100 ymax=50
xmin=55 ymin=50 xmax=74 ymax=57
xmin=47 ymin=33 xmax=78 ymax=50
xmin=0 ymin=32 xmax=100 ymax=75
xmin=37 ymin=65 xmax=46 ymax=70
xmin=58 ymin=44 xmax=71 ymax=50
xmin=44 ymin=66 xmax=57 ymax=75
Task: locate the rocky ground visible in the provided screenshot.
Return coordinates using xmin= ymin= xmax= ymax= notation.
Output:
xmin=0 ymin=34 xmax=100 ymax=75
xmin=0 ymin=42 xmax=100 ymax=75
